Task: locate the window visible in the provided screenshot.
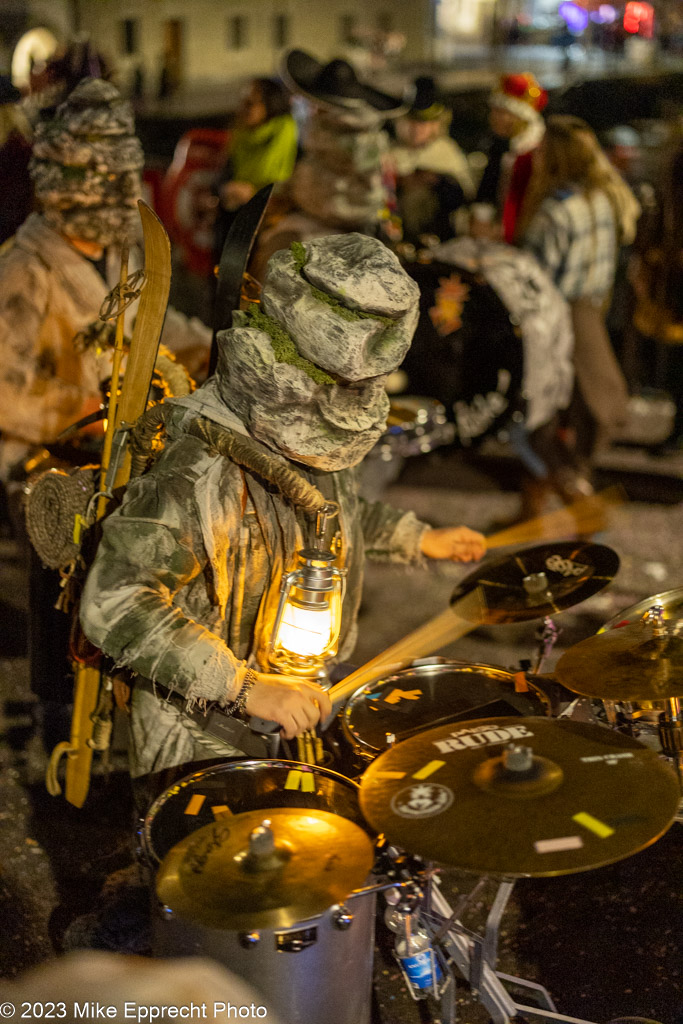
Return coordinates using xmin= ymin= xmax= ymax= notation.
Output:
xmin=339 ymin=14 xmax=357 ymax=42
xmin=227 ymin=14 xmax=249 ymax=50
xmin=120 ymin=18 xmax=138 ymax=55
xmin=273 ymin=13 xmax=290 ymax=48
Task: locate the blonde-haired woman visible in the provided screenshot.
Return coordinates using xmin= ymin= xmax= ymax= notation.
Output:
xmin=518 ymin=114 xmax=640 ymax=477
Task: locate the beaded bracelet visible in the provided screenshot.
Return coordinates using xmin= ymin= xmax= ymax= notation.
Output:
xmin=228 ymin=667 xmax=259 ymax=718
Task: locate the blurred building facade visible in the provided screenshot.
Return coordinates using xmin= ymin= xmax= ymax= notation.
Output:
xmin=4 ymin=0 xmax=436 ymax=99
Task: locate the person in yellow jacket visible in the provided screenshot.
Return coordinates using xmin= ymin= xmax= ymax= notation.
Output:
xmin=214 ymin=77 xmax=298 ymax=251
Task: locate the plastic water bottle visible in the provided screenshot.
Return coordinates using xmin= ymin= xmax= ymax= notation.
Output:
xmin=395 ymin=924 xmax=442 ymax=992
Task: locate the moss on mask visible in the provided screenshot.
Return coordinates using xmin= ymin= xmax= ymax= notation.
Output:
xmin=290 ymin=241 xmax=395 ymax=329
xmin=245 ymin=304 xmax=335 ymax=385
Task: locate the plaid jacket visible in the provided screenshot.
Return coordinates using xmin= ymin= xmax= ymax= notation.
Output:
xmin=523 ymin=187 xmax=617 ymax=302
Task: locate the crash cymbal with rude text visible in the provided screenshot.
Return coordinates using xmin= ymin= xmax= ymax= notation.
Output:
xmin=359 ymin=716 xmax=678 ymax=877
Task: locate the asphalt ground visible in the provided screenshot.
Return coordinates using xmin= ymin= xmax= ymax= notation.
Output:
xmin=0 ymin=445 xmax=681 ymax=1023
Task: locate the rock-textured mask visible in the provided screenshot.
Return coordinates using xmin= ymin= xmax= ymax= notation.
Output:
xmin=30 ymin=78 xmax=143 ymax=246
xmin=216 ymin=233 xmax=419 ymax=470
xmin=290 ymin=107 xmax=389 ymax=229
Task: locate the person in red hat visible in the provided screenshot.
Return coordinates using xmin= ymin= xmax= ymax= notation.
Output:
xmin=474 ymin=72 xmax=548 ymax=243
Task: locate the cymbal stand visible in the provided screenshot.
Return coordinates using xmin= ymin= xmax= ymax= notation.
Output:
xmin=533 ymin=617 xmax=561 ymax=675
xmin=658 ymin=697 xmax=683 ymax=794
xmin=420 ymin=876 xmax=602 ymax=1024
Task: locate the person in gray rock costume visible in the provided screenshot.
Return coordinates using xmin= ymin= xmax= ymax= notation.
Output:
xmin=0 ymin=77 xmax=209 ymax=486
xmin=0 ymin=78 xmax=210 ymax=730
xmin=80 ymin=233 xmax=486 ymax=803
xmin=249 ymin=49 xmax=404 ymax=279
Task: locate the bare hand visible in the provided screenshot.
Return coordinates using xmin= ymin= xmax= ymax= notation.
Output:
xmin=220 ymin=180 xmax=256 ymax=211
xmin=420 ymin=526 xmax=486 ymax=563
xmin=244 ymin=673 xmax=333 ymax=740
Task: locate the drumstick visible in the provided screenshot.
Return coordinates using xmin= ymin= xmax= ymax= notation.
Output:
xmin=327 ymin=587 xmax=486 ymax=709
xmin=486 ymin=486 xmax=624 ymax=550
xmin=325 ymin=489 xmax=620 ymax=715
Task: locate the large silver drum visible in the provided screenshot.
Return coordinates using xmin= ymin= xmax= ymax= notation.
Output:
xmin=143 ymin=760 xmax=377 ymax=1024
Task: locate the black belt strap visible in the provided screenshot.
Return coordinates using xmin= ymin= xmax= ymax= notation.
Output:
xmin=154 ymin=681 xmax=282 ymax=758
xmin=187 ymin=705 xmax=282 ymax=758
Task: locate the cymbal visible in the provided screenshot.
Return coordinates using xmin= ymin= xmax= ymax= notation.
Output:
xmin=599 ymin=586 xmax=683 ymax=633
xmin=555 ymin=621 xmax=683 ymax=702
xmin=359 ymin=716 xmax=679 ymax=877
xmin=156 ymin=808 xmax=374 ymax=930
xmin=451 ymin=542 xmax=619 ymax=624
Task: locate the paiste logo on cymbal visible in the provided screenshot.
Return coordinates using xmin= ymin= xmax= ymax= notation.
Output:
xmin=545 ymin=554 xmax=590 ymax=577
xmin=432 ymin=722 xmax=534 ymax=754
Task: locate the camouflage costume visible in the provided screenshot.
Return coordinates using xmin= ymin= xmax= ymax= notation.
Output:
xmin=81 ymin=234 xmax=429 ymax=781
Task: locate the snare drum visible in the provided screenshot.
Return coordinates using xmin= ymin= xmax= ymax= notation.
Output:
xmin=143 ymin=760 xmax=377 ymax=1024
xmin=342 ymin=658 xmax=550 ymax=766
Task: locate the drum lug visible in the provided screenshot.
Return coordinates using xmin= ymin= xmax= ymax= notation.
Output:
xmin=276 ymin=926 xmax=318 ymax=951
xmin=332 ymin=904 xmax=354 ymax=930
xmin=239 ymin=931 xmax=261 ymax=948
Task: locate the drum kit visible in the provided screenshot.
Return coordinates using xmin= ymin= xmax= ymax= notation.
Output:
xmin=141 ymin=545 xmax=682 ymax=1024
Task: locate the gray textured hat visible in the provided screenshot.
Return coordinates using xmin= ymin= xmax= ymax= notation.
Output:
xmin=216 ymin=233 xmax=419 ymax=470
xmin=290 ymin=107 xmax=389 ymax=229
xmin=30 ymin=78 xmax=143 ymax=245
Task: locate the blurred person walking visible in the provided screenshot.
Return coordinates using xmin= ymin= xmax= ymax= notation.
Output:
xmin=389 ymin=76 xmax=474 ymax=244
xmin=518 ymin=115 xmax=640 ymax=478
xmin=475 ymin=73 xmax=547 ymax=243
xmin=631 ymin=132 xmax=683 ymax=452
xmin=0 ymin=76 xmax=33 ymax=244
xmin=402 ymin=212 xmax=577 ymax=518
xmin=214 ymin=77 xmax=298 ymax=256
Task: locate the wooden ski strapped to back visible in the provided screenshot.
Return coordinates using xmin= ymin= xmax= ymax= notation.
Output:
xmin=46 ymin=201 xmax=172 ymax=808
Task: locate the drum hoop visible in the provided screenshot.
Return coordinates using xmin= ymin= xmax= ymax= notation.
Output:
xmin=387 ymin=396 xmax=447 ymax=432
xmin=142 ymin=758 xmax=360 ymax=863
xmin=341 ymin=659 xmax=549 ymax=757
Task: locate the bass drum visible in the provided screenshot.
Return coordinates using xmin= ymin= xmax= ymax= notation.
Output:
xmin=143 ymin=760 xmax=377 ymax=1024
xmin=401 ymin=260 xmax=525 ymax=446
xmin=342 ymin=658 xmax=550 ymax=767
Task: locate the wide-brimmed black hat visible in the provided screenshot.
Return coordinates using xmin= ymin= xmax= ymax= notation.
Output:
xmin=0 ymin=75 xmax=22 ymax=105
xmin=282 ymin=49 xmax=404 ymax=115
xmin=405 ymin=76 xmax=446 ymax=121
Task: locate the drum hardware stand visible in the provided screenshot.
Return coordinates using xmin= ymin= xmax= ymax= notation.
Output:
xmin=532 ymin=617 xmax=561 ymax=676
xmin=421 ymin=877 xmax=603 ymax=1024
xmin=658 ymin=697 xmax=683 ymax=796
xmin=383 ymin=880 xmax=455 ymax=1018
